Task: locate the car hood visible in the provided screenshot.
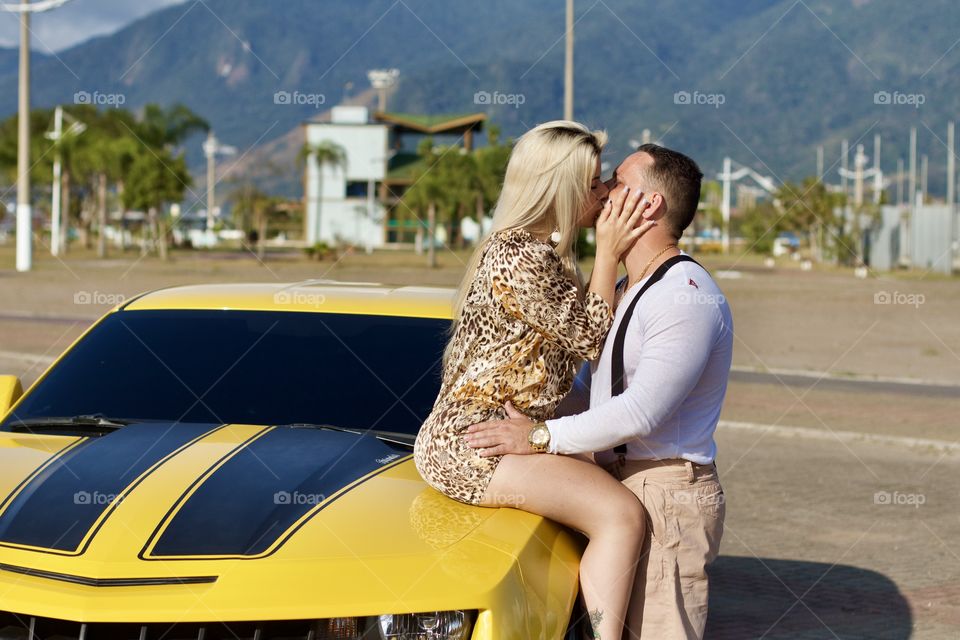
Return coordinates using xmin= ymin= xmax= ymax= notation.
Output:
xmin=0 ymin=424 xmax=561 ymax=621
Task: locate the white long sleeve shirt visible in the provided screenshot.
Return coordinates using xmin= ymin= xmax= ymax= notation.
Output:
xmin=545 ymin=257 xmax=733 ymax=465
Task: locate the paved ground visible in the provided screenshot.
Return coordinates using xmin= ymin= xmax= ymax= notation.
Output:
xmin=710 ymin=426 xmax=960 ymax=639
xmin=1 ymin=245 xmax=958 ymax=638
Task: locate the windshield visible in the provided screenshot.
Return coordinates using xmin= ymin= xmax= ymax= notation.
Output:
xmin=2 ymin=310 xmax=449 ymax=436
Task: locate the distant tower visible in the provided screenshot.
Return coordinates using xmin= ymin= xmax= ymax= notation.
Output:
xmin=367 ymin=69 xmax=400 ymax=112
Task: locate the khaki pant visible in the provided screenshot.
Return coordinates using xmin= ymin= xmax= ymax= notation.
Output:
xmin=604 ymin=458 xmax=725 ymax=640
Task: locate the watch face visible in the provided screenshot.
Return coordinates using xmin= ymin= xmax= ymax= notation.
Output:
xmin=532 ymin=426 xmax=549 ymax=446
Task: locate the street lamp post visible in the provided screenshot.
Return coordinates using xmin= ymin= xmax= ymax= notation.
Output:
xmin=13 ymin=2 xmax=30 ymax=272
xmin=1 ymin=0 xmax=76 ymax=271
xmin=718 ymin=157 xmax=777 ymax=254
xmin=202 ymin=130 xmax=237 ymax=237
xmin=45 ymin=105 xmax=85 ymax=256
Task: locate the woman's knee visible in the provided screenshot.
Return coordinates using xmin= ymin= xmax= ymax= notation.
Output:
xmin=602 ymin=488 xmax=646 ymax=537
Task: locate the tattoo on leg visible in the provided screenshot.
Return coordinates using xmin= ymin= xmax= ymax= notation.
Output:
xmin=589 ymin=609 xmax=603 ymax=639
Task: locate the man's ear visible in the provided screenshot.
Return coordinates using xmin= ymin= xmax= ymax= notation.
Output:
xmin=641 ymin=192 xmax=665 ymax=221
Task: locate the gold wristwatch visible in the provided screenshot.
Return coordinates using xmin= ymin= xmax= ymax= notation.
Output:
xmin=528 ymin=422 xmax=551 ymax=453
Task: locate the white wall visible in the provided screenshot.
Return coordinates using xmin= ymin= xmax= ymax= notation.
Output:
xmin=304 ymin=120 xmax=388 ymax=247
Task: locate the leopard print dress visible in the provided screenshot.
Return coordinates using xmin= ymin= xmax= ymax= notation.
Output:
xmin=413 ymin=228 xmax=614 ymax=505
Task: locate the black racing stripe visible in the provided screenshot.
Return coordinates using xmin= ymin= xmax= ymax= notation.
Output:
xmin=0 ymin=437 xmax=86 ymax=515
xmin=147 ymin=427 xmax=405 ymax=557
xmin=0 ymin=422 xmax=222 ymax=553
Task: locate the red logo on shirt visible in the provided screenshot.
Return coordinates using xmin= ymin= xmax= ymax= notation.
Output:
xmin=688 ymin=278 xmax=699 ymax=289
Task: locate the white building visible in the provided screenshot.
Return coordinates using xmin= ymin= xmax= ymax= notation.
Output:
xmin=302 ymin=107 xmax=486 ymax=248
xmin=302 ymin=105 xmax=388 ymax=249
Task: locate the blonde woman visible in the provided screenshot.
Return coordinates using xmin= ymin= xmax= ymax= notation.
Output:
xmin=414 ymin=121 xmax=654 ymax=640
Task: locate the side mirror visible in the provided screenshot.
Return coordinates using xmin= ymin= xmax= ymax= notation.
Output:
xmin=0 ymin=375 xmax=24 ymax=420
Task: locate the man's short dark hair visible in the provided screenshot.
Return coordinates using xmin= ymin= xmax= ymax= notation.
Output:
xmin=636 ymin=143 xmax=703 ymax=238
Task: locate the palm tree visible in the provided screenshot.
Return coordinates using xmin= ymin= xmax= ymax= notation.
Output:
xmin=299 ymin=140 xmax=346 ymax=245
xmin=138 ymin=103 xmax=209 ymax=150
xmin=73 ymin=130 xmax=139 ymax=258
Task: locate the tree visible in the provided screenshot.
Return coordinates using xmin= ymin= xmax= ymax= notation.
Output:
xmin=0 ymin=103 xmax=206 ymax=258
xmin=72 ymin=123 xmax=139 ymax=258
xmin=739 ymin=200 xmax=781 ymax=255
xmin=228 ymin=184 xmax=281 ymax=259
xmin=472 ymin=124 xmax=511 ymax=222
xmin=399 ymin=129 xmax=512 ymax=265
xmin=122 ymin=146 xmax=191 ymax=260
xmin=137 ymin=103 xmax=209 ymax=150
xmin=399 ymin=138 xmax=445 ymax=267
xmin=299 ymin=140 xmax=346 ymax=245
xmin=776 ymin=177 xmax=845 ymax=262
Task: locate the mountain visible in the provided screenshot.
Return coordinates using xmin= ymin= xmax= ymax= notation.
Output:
xmin=0 ymin=46 xmax=48 ymax=77
xmin=0 ymin=0 xmax=957 ymax=197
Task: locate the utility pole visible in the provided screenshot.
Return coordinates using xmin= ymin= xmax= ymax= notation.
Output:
xmin=852 ymin=144 xmax=868 ymax=265
xmin=921 ymin=154 xmax=928 ymax=204
xmin=909 ymin=127 xmax=917 ymax=207
xmin=720 ymin=156 xmax=731 ymax=254
xmin=564 ymin=0 xmax=574 ymax=121
xmin=873 ymin=134 xmax=882 ymax=204
xmin=896 ymin=158 xmax=904 ymax=206
xmin=816 ymin=145 xmax=824 ymax=181
xmin=948 ymin=121 xmax=956 ymax=207
xmin=841 ymin=139 xmax=849 ymax=195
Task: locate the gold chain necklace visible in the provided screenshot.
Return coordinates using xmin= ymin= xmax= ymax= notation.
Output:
xmin=619 ymin=244 xmax=678 ymax=300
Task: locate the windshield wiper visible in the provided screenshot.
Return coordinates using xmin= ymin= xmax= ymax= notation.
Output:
xmin=6 ymin=414 xmax=133 ymax=435
xmin=279 ymin=423 xmax=415 ymax=448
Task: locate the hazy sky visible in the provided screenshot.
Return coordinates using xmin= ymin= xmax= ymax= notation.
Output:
xmin=0 ymin=0 xmax=186 ymax=52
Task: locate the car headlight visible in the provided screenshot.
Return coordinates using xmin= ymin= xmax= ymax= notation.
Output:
xmin=377 ymin=610 xmax=474 ymax=640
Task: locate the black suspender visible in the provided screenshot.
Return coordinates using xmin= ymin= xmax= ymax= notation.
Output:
xmin=611 ymin=254 xmax=702 ymax=455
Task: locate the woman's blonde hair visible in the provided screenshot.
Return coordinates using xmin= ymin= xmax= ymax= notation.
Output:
xmin=445 ymin=120 xmax=606 ymax=360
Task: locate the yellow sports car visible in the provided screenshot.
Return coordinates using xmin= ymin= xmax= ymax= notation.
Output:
xmin=0 ymin=282 xmax=587 ymax=640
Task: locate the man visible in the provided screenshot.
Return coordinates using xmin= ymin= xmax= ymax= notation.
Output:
xmin=464 ymin=144 xmax=733 ymax=639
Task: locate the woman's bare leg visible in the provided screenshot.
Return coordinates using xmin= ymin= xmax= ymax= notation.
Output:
xmin=480 ymin=453 xmax=645 ymax=640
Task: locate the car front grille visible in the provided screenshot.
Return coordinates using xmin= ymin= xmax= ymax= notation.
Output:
xmin=0 ymin=612 xmax=377 ymax=640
